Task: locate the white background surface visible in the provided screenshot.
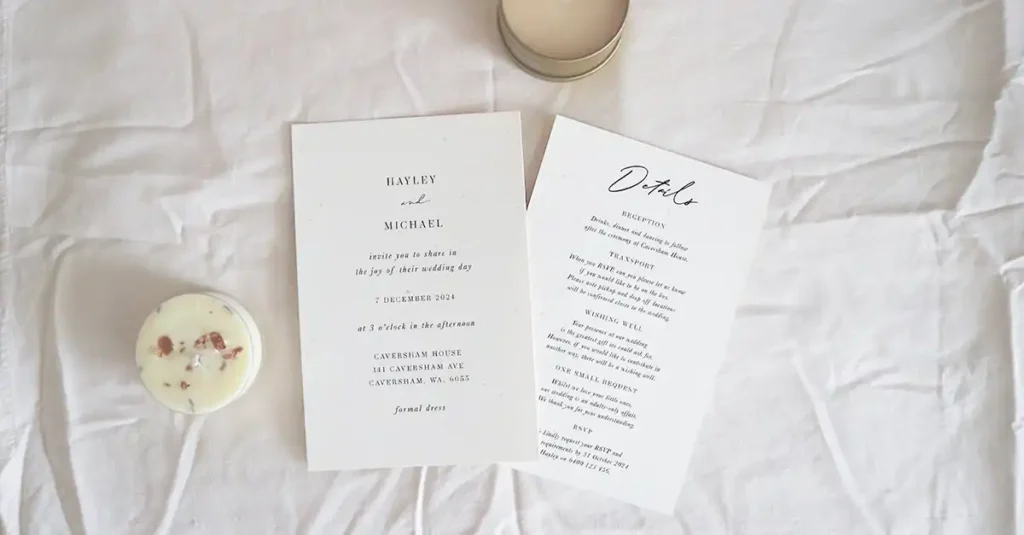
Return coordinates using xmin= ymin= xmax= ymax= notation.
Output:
xmin=0 ymin=0 xmax=1022 ymax=534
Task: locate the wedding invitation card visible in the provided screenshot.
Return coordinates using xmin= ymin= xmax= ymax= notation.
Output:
xmin=516 ymin=116 xmax=771 ymax=512
xmin=291 ymin=112 xmax=537 ymax=470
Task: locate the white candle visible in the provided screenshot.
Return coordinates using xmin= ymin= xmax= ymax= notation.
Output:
xmin=135 ymin=292 xmax=262 ymax=414
xmin=502 ymin=0 xmax=629 ymax=60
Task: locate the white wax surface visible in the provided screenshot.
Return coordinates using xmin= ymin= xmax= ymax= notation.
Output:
xmin=503 ymin=0 xmax=628 ymax=59
xmin=135 ymin=293 xmax=261 ymax=414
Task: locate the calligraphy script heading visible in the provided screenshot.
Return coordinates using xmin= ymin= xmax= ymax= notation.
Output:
xmin=608 ymin=165 xmax=697 ymax=207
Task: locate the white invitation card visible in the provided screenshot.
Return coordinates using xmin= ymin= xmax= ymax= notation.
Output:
xmin=516 ymin=116 xmax=771 ymax=512
xmin=291 ymin=112 xmax=537 ymax=470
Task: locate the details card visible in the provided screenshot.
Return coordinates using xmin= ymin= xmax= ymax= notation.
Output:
xmin=516 ymin=116 xmax=770 ymax=512
xmin=291 ymin=112 xmax=537 ymax=470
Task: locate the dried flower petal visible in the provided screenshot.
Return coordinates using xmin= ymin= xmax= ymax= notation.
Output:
xmin=194 ymin=334 xmax=209 ymax=349
xmin=209 ymin=332 xmax=226 ymax=350
xmin=157 ymin=336 xmax=173 ymax=356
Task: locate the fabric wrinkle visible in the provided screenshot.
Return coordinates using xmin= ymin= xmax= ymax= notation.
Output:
xmin=153 ymin=415 xmax=204 ymax=535
xmin=414 ymin=466 xmax=426 ymax=535
xmin=792 ymin=354 xmax=887 ymax=535
xmin=33 ymin=237 xmax=85 ymax=535
xmin=392 ymin=39 xmax=428 ymax=114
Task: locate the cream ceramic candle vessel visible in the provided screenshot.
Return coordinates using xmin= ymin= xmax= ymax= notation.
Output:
xmin=498 ymin=0 xmax=630 ymax=81
xmin=135 ymin=292 xmax=262 ymax=414
xmin=503 ymin=0 xmax=628 ymax=59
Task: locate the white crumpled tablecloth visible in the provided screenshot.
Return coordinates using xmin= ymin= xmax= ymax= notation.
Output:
xmin=2 ymin=0 xmax=1023 ymax=533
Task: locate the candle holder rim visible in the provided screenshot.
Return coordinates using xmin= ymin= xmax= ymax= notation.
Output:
xmin=499 ymin=33 xmax=624 ymax=82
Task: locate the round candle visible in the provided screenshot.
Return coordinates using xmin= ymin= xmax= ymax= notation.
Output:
xmin=135 ymin=292 xmax=262 ymax=414
xmin=502 ymin=0 xmax=629 ymax=60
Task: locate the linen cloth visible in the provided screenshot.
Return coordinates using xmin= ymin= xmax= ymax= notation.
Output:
xmin=1 ymin=0 xmax=1022 ymax=533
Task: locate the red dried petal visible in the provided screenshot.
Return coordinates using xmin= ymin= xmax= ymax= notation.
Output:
xmin=180 ymin=381 xmax=190 ymax=390
xmin=209 ymin=332 xmax=226 ymax=350
xmin=157 ymin=336 xmax=173 ymax=356
xmin=223 ymin=347 xmax=244 ymax=360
